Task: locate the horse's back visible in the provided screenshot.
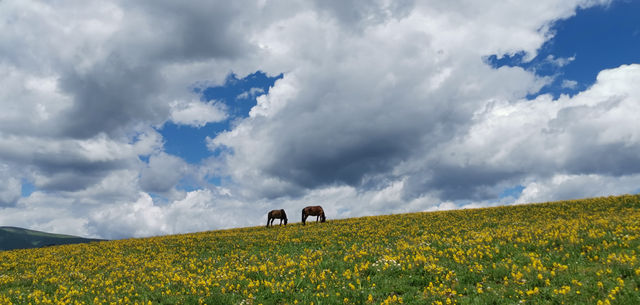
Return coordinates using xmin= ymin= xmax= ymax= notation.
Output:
xmin=269 ymin=209 xmax=286 ymax=218
xmin=303 ymin=205 xmax=324 ymax=215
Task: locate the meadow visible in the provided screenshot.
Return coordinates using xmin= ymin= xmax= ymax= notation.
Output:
xmin=1 ymin=195 xmax=639 ymax=305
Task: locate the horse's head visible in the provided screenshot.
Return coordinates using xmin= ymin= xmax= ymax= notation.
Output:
xmin=320 ymin=213 xmax=326 ymax=223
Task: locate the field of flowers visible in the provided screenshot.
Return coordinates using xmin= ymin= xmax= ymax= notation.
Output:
xmin=1 ymin=194 xmax=640 ymax=305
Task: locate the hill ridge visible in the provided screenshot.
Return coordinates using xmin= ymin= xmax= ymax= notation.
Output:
xmin=0 ymin=226 xmax=105 ymax=251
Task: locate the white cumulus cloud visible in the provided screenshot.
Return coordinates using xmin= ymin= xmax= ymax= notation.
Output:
xmin=2 ymin=0 xmax=635 ymax=239
xmin=169 ymin=100 xmax=228 ymax=127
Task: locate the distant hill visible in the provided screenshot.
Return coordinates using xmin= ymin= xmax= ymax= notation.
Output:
xmin=0 ymin=226 xmax=105 ymax=251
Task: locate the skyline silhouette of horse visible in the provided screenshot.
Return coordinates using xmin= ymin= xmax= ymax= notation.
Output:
xmin=302 ymin=206 xmax=326 ymax=225
xmin=266 ymin=209 xmax=288 ymax=227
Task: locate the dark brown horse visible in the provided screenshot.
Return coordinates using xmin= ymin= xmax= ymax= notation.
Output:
xmin=302 ymin=206 xmax=326 ymax=225
xmin=266 ymin=209 xmax=288 ymax=227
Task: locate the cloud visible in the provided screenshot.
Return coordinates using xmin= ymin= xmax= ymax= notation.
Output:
xmin=169 ymin=100 xmax=228 ymax=127
xmin=210 ymin=0 xmax=635 ymax=208
xmin=561 ymin=79 xmax=579 ymax=89
xmin=0 ymin=164 xmax=21 ymax=206
xmin=311 ymin=0 xmax=415 ymax=29
xmin=0 ymin=0 xmax=260 ymax=237
xmin=139 ymin=153 xmax=189 ymax=195
xmin=0 ymin=0 xmax=259 ymax=140
xmin=0 ymin=169 xmax=144 ymax=237
xmin=236 ymin=87 xmax=265 ymax=100
xmin=0 ymin=0 xmax=243 ymax=201
xmin=87 ymin=189 xmax=250 ymax=239
xmin=0 ymin=203 xmax=94 ymax=237
xmin=516 ymin=173 xmax=640 ymax=204
xmin=545 ymin=54 xmax=576 ymax=67
xmin=426 ymin=64 xmax=640 ymax=199
xmin=0 ymin=129 xmax=161 ymax=192
xmin=1 ymin=0 xmax=634 ymax=239
xmin=210 ymin=0 xmax=575 ymax=199
xmin=88 ymin=192 xmax=167 ymax=238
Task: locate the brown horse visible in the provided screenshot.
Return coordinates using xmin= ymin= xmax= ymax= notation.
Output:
xmin=266 ymin=209 xmax=288 ymax=227
xmin=302 ymin=206 xmax=326 ymax=225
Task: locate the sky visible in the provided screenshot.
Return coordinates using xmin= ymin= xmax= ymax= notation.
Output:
xmin=1 ymin=0 xmax=639 ymax=239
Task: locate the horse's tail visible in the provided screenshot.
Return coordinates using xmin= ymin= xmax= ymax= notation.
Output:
xmin=301 ymin=208 xmax=306 ymax=225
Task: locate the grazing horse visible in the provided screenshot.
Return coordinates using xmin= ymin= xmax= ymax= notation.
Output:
xmin=266 ymin=209 xmax=288 ymax=227
xmin=302 ymin=206 xmax=326 ymax=225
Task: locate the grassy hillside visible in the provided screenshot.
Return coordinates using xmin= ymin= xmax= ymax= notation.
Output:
xmin=1 ymin=195 xmax=639 ymax=304
xmin=0 ymin=226 xmax=104 ymax=251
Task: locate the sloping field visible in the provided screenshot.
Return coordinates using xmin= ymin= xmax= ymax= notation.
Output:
xmin=1 ymin=195 xmax=639 ymax=304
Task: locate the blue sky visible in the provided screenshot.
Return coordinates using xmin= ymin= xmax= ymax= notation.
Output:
xmin=488 ymin=0 xmax=640 ymax=99
xmin=1 ymin=0 xmax=639 ymax=238
xmin=488 ymin=0 xmax=640 ymax=200
xmin=160 ymin=72 xmax=282 ymax=164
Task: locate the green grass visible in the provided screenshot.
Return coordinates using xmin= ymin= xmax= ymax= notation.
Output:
xmin=0 ymin=195 xmax=639 ymax=304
